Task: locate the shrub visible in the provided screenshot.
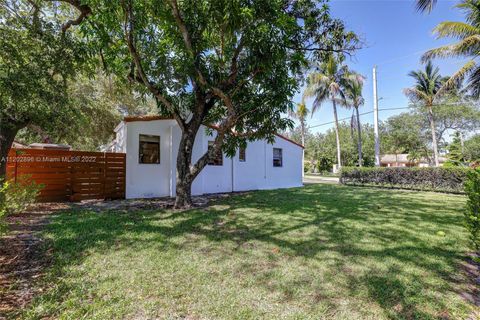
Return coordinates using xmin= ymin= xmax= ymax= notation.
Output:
xmin=0 ymin=177 xmax=42 ymax=234
xmin=340 ymin=166 xmax=471 ymax=194
xmin=464 ymin=168 xmax=480 ymax=250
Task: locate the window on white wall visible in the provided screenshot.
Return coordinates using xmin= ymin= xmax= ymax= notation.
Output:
xmin=273 ymin=148 xmax=283 ymax=167
xmin=139 ymin=134 xmax=160 ymax=164
xmin=208 ymin=141 xmax=223 ymax=166
xmin=239 ymin=147 xmax=246 ymax=162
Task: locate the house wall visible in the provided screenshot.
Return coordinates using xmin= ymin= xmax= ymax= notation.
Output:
xmin=118 ymin=119 xmax=303 ymax=199
xmin=123 ymin=119 xmax=176 ymax=199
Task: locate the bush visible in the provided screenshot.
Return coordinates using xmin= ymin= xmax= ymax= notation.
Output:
xmin=340 ymin=166 xmax=471 ymax=194
xmin=0 ymin=177 xmax=42 ymax=234
xmin=465 ymin=168 xmax=480 ymax=250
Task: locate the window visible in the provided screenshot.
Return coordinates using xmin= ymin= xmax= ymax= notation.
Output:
xmin=239 ymin=146 xmax=246 ymax=162
xmin=273 ymin=148 xmax=283 ymax=167
xmin=139 ymin=134 xmax=160 ymax=164
xmin=208 ymin=141 xmax=223 ymax=166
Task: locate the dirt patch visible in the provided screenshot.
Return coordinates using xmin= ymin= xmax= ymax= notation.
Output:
xmin=0 ymin=203 xmax=69 ymax=319
xmin=0 ymin=194 xmax=236 ymax=318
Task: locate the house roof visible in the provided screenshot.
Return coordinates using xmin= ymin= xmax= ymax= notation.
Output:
xmin=124 ymin=115 xmax=174 ymax=122
xmin=380 ymin=154 xmax=447 ymax=164
xmin=28 ymin=143 xmax=72 ymax=150
xmin=122 ymin=116 xmax=304 ymax=149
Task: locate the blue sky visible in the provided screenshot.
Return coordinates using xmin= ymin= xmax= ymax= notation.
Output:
xmin=298 ymin=0 xmax=466 ymax=134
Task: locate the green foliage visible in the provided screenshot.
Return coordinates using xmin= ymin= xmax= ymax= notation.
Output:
xmin=464 ymin=168 xmax=480 ymax=249
xmin=380 ymin=112 xmax=430 ymax=157
xmin=445 ymin=131 xmax=465 ymax=166
xmin=464 ymin=134 xmax=480 ymax=162
xmin=0 ymin=177 xmax=42 ymax=234
xmin=0 ymin=1 xmax=88 ymax=130
xmin=340 ymin=166 xmax=471 ymax=193
xmin=80 ymin=0 xmax=358 ymax=156
xmin=16 ymin=71 xmax=158 ymax=151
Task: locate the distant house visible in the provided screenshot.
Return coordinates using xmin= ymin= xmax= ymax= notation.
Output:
xmin=12 ymin=141 xmax=71 ymax=151
xmin=112 ymin=116 xmax=304 ymax=199
xmin=380 ymin=154 xmax=446 ymax=167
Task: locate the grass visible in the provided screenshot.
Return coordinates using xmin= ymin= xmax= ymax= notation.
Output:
xmin=17 ymin=184 xmax=476 ymax=319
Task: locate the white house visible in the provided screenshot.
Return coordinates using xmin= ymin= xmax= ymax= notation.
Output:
xmin=112 ymin=116 xmax=304 ymax=199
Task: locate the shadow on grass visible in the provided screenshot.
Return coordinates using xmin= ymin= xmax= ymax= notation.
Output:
xmin=36 ymin=184 xmax=470 ymax=319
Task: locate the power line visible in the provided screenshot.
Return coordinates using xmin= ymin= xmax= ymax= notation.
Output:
xmin=307 ymin=106 xmax=411 ymax=129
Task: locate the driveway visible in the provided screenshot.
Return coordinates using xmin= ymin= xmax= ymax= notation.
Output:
xmin=303 ymin=175 xmax=339 ymax=185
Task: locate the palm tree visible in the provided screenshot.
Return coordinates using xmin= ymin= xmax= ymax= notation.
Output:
xmin=404 ymin=61 xmax=450 ymax=167
xmin=342 ymin=73 xmax=365 ymax=166
xmin=289 ymin=101 xmax=309 ymax=147
xmin=421 ymin=0 xmax=480 ymax=96
xmin=303 ymin=56 xmax=349 ymax=169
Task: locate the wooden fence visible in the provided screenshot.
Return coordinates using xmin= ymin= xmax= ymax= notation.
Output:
xmin=6 ymin=148 xmax=126 ymax=202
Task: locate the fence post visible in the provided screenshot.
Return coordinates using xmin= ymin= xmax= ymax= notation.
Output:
xmin=103 ymin=152 xmax=107 ymax=200
xmin=14 ymin=149 xmax=18 ymax=184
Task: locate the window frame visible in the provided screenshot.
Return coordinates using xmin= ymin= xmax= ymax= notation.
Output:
xmin=138 ymin=134 xmax=160 ymax=164
xmin=207 ymin=141 xmax=223 ymax=166
xmin=273 ymin=148 xmax=283 ymax=167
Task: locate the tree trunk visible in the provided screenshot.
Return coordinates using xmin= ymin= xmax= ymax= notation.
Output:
xmin=300 ymin=119 xmax=305 ymax=178
xmin=0 ymin=121 xmax=24 ymax=184
xmin=427 ymin=105 xmax=440 ymax=167
xmin=332 ymin=99 xmax=342 ymax=169
xmin=174 ymin=130 xmax=197 ymax=208
xmin=174 ymin=120 xmax=223 ymax=209
xmin=355 ymin=107 xmax=363 ymax=167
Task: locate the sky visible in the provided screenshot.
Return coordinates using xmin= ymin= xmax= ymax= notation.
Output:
xmin=297 ymin=0 xmax=466 ymax=134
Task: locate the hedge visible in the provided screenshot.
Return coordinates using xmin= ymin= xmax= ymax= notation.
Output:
xmin=340 ymin=166 xmax=472 ymax=194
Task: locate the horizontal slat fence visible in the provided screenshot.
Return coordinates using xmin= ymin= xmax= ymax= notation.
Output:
xmin=6 ymin=148 xmax=126 ymax=202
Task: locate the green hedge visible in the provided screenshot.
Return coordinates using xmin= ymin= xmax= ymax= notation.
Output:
xmin=340 ymin=166 xmax=471 ymax=194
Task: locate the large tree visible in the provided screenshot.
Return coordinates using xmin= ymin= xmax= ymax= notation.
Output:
xmin=303 ymin=56 xmax=352 ymax=169
xmin=381 ymin=112 xmax=430 ymax=162
xmin=404 ymin=61 xmax=453 ymax=167
xmin=0 ymin=1 xmax=86 ymax=182
xmin=288 ymin=102 xmax=309 ymax=147
xmin=57 ymin=0 xmax=357 ymax=207
xmin=341 ymin=72 xmax=365 ymax=166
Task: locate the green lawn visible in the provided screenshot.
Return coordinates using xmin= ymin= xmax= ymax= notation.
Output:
xmin=19 ymin=184 xmax=476 ymax=319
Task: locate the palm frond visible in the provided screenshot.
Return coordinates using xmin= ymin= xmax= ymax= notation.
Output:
xmin=437 ymin=60 xmax=476 ymax=97
xmin=416 ymin=0 xmax=437 ymax=13
xmin=422 ymin=35 xmax=480 ymax=62
xmin=433 ymin=21 xmax=480 ymax=39
xmin=466 ymin=64 xmax=480 ymax=97
xmin=403 ymin=87 xmax=430 ymax=103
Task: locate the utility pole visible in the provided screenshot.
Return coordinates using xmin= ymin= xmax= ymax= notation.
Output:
xmin=373 ymin=66 xmax=381 ymax=167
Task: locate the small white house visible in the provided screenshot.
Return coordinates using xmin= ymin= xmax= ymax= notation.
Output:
xmin=112 ymin=116 xmax=304 ymax=199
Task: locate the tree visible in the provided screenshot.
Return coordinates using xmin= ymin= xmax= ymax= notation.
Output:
xmin=464 ymin=134 xmax=480 ymax=163
xmin=16 ymin=71 xmax=158 ymax=151
xmin=446 ymin=131 xmax=465 ymax=165
xmin=381 ymin=112 xmax=430 ymax=161
xmin=63 ymin=0 xmax=358 ymax=208
xmin=288 ymin=102 xmax=309 ymax=147
xmin=0 ymin=1 xmax=86 ymax=183
xmin=303 ymin=56 xmax=352 ymax=169
xmin=422 ymin=0 xmax=480 ymax=97
xmin=341 ymin=73 xmax=365 ymax=166
xmin=404 ymin=61 xmax=453 ymax=166
xmin=428 ymin=98 xmax=480 ymax=145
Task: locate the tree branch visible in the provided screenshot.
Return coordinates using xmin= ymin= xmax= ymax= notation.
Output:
xmin=51 ymin=0 xmax=92 ymax=33
xmin=122 ymin=0 xmax=185 ymax=131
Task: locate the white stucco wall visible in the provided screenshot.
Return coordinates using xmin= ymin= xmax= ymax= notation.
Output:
xmin=118 ymin=119 xmax=303 ymax=199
